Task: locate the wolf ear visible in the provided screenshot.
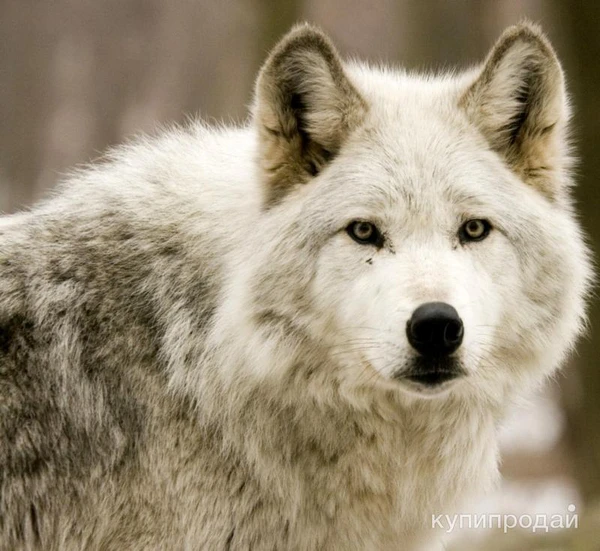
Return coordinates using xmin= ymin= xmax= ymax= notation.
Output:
xmin=254 ymin=24 xmax=367 ymax=205
xmin=461 ymin=23 xmax=569 ymax=199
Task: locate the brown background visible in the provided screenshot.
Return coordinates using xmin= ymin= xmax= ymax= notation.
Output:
xmin=1 ymin=1 xmax=598 ymax=548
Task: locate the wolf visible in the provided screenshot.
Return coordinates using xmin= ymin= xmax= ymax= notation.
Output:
xmin=0 ymin=21 xmax=591 ymax=551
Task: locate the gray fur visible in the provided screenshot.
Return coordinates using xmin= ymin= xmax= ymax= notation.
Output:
xmin=0 ymin=23 xmax=591 ymax=550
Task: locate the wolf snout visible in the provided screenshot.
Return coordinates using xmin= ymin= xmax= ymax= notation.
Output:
xmin=406 ymin=302 xmax=464 ymax=357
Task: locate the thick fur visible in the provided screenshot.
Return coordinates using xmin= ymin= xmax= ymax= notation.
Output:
xmin=0 ymin=23 xmax=591 ymax=550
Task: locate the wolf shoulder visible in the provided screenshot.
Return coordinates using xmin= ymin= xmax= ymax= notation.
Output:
xmin=0 ymin=124 xmax=262 ymax=382
xmin=0 ymin=123 xmax=258 ymax=525
xmin=0 ymin=122 xmax=259 ymax=303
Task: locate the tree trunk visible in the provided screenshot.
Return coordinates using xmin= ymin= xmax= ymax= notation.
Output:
xmin=558 ymin=0 xmax=600 ymax=505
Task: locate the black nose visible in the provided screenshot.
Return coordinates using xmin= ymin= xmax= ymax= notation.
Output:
xmin=406 ymin=302 xmax=464 ymax=357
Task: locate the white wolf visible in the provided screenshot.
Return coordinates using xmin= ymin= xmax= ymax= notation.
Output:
xmin=0 ymin=22 xmax=591 ymax=551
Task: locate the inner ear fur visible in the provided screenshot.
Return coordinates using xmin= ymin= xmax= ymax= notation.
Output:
xmin=460 ymin=23 xmax=570 ymax=200
xmin=254 ymin=24 xmax=367 ymax=205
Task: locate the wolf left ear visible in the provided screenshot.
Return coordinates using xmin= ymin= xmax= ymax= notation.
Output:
xmin=254 ymin=24 xmax=367 ymax=205
xmin=461 ymin=23 xmax=569 ymax=199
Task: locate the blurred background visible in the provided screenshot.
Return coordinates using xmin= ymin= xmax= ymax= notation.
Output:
xmin=1 ymin=1 xmax=598 ymax=549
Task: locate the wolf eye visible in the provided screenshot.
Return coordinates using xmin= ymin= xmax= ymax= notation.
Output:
xmin=460 ymin=219 xmax=491 ymax=242
xmin=347 ymin=221 xmax=382 ymax=246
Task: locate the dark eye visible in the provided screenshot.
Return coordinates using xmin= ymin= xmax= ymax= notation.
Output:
xmin=347 ymin=221 xmax=383 ymax=247
xmin=460 ymin=219 xmax=491 ymax=242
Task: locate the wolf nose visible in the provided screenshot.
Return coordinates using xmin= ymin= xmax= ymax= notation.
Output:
xmin=406 ymin=302 xmax=464 ymax=357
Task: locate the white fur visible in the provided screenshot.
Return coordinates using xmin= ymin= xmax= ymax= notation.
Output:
xmin=0 ymin=24 xmax=592 ymax=550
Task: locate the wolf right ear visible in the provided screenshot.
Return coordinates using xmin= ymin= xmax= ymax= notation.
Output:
xmin=253 ymin=24 xmax=367 ymax=205
xmin=461 ymin=23 xmax=569 ymax=200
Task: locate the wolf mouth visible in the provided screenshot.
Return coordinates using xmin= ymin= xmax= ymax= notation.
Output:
xmin=404 ymin=370 xmax=460 ymax=386
xmin=398 ymin=357 xmax=466 ymax=387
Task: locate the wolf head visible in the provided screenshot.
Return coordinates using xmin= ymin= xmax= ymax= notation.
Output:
xmin=223 ymin=23 xmax=591 ymax=403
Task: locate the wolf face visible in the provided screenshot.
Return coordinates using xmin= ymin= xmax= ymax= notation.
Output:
xmin=241 ymin=23 xmax=591 ymax=402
